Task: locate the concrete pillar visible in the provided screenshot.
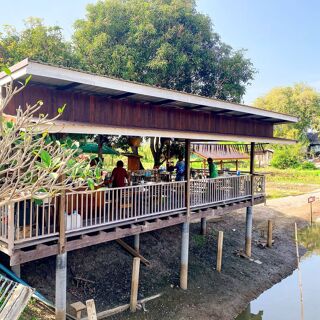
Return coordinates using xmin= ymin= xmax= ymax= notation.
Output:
xmin=200 ymin=217 xmax=207 ymax=235
xmin=134 ymin=234 xmax=140 ymax=253
xmin=180 ymin=222 xmax=189 ymax=290
xmin=55 ymin=252 xmax=67 ymax=320
xmin=11 ymin=264 xmax=21 ymax=278
xmin=245 ymin=206 xmax=253 ymax=257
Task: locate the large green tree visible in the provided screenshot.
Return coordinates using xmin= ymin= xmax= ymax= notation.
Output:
xmin=254 ymin=84 xmax=320 ymax=141
xmin=0 ymin=17 xmax=77 ymax=69
xmin=73 ymin=0 xmax=255 ymax=102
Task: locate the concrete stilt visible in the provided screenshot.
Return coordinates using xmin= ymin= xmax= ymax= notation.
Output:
xmin=134 ymin=234 xmax=140 ymax=253
xmin=11 ymin=264 xmax=21 ymax=278
xmin=245 ymin=206 xmax=253 ymax=257
xmin=180 ymin=222 xmax=189 ymax=290
xmin=200 ymin=217 xmax=207 ymax=235
xmin=55 ymin=252 xmax=67 ymax=320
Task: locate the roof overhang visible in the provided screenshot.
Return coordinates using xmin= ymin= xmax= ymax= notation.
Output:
xmin=40 ymin=120 xmax=297 ymax=145
xmin=0 ymin=59 xmax=298 ymax=125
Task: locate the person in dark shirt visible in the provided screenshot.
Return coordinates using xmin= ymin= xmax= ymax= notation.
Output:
xmin=109 ymin=160 xmax=130 ymax=187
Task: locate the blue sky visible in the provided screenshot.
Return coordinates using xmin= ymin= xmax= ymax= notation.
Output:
xmin=1 ymin=0 xmax=319 ymax=104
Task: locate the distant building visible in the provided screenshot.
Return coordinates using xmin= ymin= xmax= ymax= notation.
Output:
xmin=255 ymin=149 xmax=274 ymax=167
xmin=307 ymin=132 xmax=320 ymax=156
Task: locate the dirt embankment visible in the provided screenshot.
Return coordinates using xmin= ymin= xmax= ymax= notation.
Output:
xmin=22 ymin=195 xmax=315 ymax=320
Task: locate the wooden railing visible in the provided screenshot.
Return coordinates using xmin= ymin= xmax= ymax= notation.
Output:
xmin=0 ymin=174 xmax=265 ymax=249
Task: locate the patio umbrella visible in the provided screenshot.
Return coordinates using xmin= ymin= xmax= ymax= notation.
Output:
xmin=79 ymin=143 xmax=119 ymax=155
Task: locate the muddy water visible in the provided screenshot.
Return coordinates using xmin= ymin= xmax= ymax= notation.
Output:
xmin=236 ymin=226 xmax=320 ymax=320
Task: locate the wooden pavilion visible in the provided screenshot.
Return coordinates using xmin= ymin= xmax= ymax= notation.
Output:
xmin=0 ymin=59 xmax=297 ymax=319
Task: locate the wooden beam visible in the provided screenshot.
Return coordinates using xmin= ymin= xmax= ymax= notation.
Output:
xmin=185 ymin=105 xmax=207 ymax=110
xmin=0 ymin=284 xmax=33 ymax=320
xmin=152 ymin=99 xmax=175 ymax=105
xmin=115 ymin=239 xmax=150 ymax=266
xmin=212 ymin=110 xmax=233 ymax=115
xmin=113 ymin=92 xmax=135 ymax=99
xmin=57 ymin=82 xmax=81 ymax=91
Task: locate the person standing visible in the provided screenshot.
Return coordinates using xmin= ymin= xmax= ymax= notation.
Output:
xmin=107 ymin=160 xmax=130 ymax=187
xmin=175 ymin=156 xmax=186 ymax=181
xmin=207 ymin=158 xmax=218 ymax=178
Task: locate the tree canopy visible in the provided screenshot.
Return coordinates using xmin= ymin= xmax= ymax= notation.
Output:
xmin=254 ymin=84 xmax=320 ymax=141
xmin=0 ymin=17 xmax=77 ymax=69
xmin=73 ymin=0 xmax=255 ymax=102
xmin=0 ymin=1 xmax=255 ymax=103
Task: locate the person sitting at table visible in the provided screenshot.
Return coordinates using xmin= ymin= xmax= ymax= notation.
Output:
xmin=107 ymin=160 xmax=130 ymax=187
xmin=207 ymin=157 xmax=218 ymax=178
xmin=167 ymin=161 xmax=175 ymax=173
xmin=175 ymin=156 xmax=185 ymax=181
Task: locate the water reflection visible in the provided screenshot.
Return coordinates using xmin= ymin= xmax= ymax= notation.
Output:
xmin=299 ymin=225 xmax=320 ymax=257
xmin=236 ymin=304 xmax=263 ymax=319
xmin=235 ymin=225 xmax=320 ymax=320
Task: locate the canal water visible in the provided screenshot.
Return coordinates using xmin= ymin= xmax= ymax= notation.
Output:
xmin=235 ymin=225 xmax=320 ymax=320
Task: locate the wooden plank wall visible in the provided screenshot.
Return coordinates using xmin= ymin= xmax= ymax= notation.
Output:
xmin=6 ymin=84 xmax=274 ymax=138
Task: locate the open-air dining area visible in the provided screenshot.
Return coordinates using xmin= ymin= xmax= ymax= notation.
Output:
xmin=0 ymin=157 xmax=264 ymax=247
xmin=0 ymin=58 xmax=296 ymax=319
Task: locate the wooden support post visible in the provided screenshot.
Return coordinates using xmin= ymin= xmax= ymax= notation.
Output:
xmin=245 ymin=206 xmax=253 ymax=257
xmin=267 ymin=220 xmax=273 ymax=248
xmin=130 ymin=257 xmax=141 ymax=312
xmin=250 ymin=142 xmax=255 ymax=204
xmin=55 ymin=252 xmax=67 ymax=320
xmin=216 ymin=231 xmax=224 ymax=272
xmin=200 ymin=217 xmax=207 ymax=235
xmin=134 ymin=234 xmax=140 ymax=253
xmin=70 ymin=301 xmax=86 ymax=320
xmin=180 ymin=222 xmax=189 ymax=290
xmin=58 ymin=188 xmax=66 ymax=254
xmin=86 ymin=299 xmax=97 ymax=320
xmin=250 ymin=142 xmax=255 ymax=175
xmin=185 ymin=139 xmax=191 ymax=217
xmin=7 ymin=202 xmax=14 ymax=255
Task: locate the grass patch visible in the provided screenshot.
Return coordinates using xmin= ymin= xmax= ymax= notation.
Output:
xmin=257 ymin=167 xmax=320 ymax=199
xmin=192 ymin=234 xmax=206 ymax=248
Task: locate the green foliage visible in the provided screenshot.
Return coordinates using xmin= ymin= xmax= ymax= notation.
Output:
xmin=192 ymin=234 xmax=206 ymax=248
xmin=0 ymin=17 xmax=77 ymax=68
xmin=299 ymin=161 xmax=317 ymax=170
xmin=254 ymin=84 xmax=320 ymax=141
xmin=72 ymin=0 xmax=255 ymax=102
xmin=270 ymin=144 xmax=305 ymax=169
